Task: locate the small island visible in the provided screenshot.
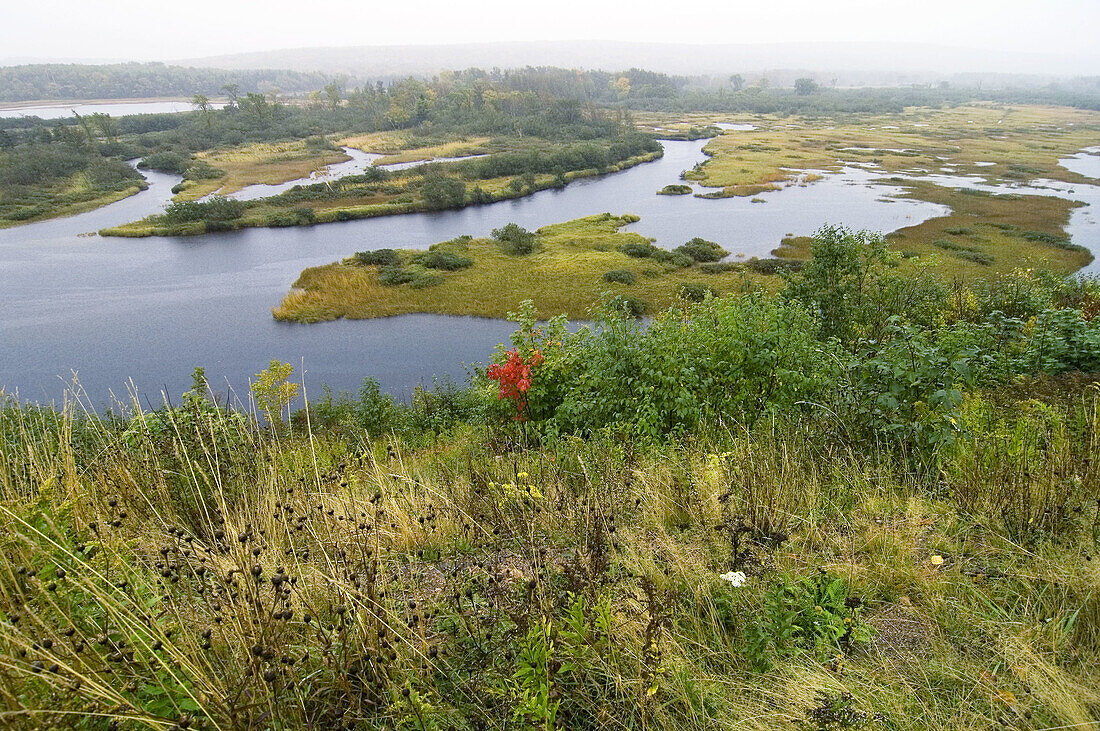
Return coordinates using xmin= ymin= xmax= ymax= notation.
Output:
xmin=272 ymin=214 xmax=764 ymax=322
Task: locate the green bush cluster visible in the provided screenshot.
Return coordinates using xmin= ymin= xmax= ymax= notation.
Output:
xmin=494 ymin=226 xmax=1100 ymax=459
xmin=492 ymin=223 xmax=538 ymax=255
xmin=138 ymin=150 xmax=190 ymax=174
xmin=673 ymin=237 xmax=729 ymax=262
xmin=352 ymin=248 xmax=401 ymax=266
xmin=412 ymin=249 xmax=473 ymax=271
xmin=603 ymin=269 xmax=637 ymax=285
xmin=161 ymin=195 xmax=247 ymax=224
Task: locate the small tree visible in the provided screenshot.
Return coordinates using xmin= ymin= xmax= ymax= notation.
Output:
xmin=794 ymin=78 xmax=819 ymax=96
xmin=421 ymin=173 xmax=466 ymax=210
xmin=323 ymin=82 xmax=343 ymax=110
xmin=784 ymin=226 xmax=892 ymax=342
xmin=251 ymin=360 xmax=299 ymax=428
xmin=191 ymin=94 xmax=213 ymax=127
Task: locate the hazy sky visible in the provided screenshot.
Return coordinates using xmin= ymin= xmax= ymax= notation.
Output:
xmin=3 ymin=0 xmax=1099 ymax=63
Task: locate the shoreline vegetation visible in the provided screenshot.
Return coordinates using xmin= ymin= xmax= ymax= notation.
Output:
xmin=99 ymin=147 xmax=663 ymax=238
xmin=660 ymin=105 xmax=1100 ymax=197
xmin=273 ymin=214 xmax=752 ymax=323
xmin=272 ymin=178 xmax=1092 ymax=324
xmin=3 ymin=66 xmax=1098 ymax=235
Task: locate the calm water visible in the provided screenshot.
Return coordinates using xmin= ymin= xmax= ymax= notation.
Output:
xmin=1 ymin=138 xmax=1096 ymax=406
xmin=0 ymin=100 xmax=224 ymax=120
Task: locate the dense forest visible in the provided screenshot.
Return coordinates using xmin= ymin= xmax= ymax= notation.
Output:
xmin=0 ymin=63 xmax=336 ymax=103
xmin=5 ymin=62 xmax=1099 ymax=112
xmin=0 ymin=70 xmax=656 ymax=227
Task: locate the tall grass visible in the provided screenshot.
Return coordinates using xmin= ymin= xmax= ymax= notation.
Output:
xmin=1 ymin=374 xmax=1098 ymax=729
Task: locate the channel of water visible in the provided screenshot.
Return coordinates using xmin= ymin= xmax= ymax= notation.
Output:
xmin=1 ymin=137 xmax=1096 ymax=406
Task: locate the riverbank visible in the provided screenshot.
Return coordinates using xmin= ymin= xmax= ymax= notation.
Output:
xmin=274 ymin=179 xmax=1094 ymax=324
xmin=100 ymin=150 xmax=663 ymax=238
xmin=0 ymin=180 xmax=147 ymax=229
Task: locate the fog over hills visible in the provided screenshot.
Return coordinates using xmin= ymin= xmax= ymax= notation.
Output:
xmin=176 ymin=40 xmax=1100 ymax=85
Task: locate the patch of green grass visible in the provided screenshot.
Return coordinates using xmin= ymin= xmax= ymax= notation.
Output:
xmin=272 ymin=213 xmax=763 ymax=322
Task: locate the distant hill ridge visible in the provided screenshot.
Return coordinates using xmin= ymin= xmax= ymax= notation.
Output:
xmin=176 ymin=40 xmax=1100 ymax=83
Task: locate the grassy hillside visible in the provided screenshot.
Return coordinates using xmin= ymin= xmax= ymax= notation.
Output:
xmin=2 ymin=241 xmax=1099 ymax=729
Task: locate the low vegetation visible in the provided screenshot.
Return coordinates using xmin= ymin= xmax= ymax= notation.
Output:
xmin=0 ymin=125 xmax=145 ymax=226
xmin=3 ymin=238 xmax=1099 ymax=728
xmin=102 ymin=135 xmax=662 ymax=237
xmin=681 ymin=104 xmax=1100 ymax=196
xmin=272 ymin=214 xmax=754 ymax=322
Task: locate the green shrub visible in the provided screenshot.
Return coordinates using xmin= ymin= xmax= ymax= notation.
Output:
xmin=352 ymin=248 xmax=401 ymax=266
xmin=356 ymin=377 xmax=407 ymax=435
xmin=748 ymin=258 xmax=802 ymax=274
xmin=602 ymin=269 xmax=636 ymax=285
xmin=161 ymin=196 xmax=246 ymax=224
xmin=504 ymin=295 xmax=825 ymax=438
xmin=138 ymin=151 xmax=190 ymax=174
xmin=420 ymin=173 xmax=466 ymax=210
xmin=619 ymin=242 xmax=658 ymax=258
xmin=378 ymin=265 xmax=416 ymax=286
xmin=674 ymin=237 xmax=729 ymax=262
xmin=264 ymin=207 xmax=315 ymax=227
xmin=653 ymin=250 xmax=694 ymax=269
xmin=956 ymin=250 xmax=993 ymax=265
xmin=700 ymin=261 xmax=740 ymax=274
xmin=491 ymin=223 xmax=538 ymax=255
xmin=606 ymin=295 xmax=649 ymax=318
xmin=414 ymin=250 xmax=473 ymax=271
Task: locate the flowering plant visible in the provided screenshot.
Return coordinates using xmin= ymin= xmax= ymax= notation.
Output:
xmin=487 ymin=348 xmax=544 ymax=419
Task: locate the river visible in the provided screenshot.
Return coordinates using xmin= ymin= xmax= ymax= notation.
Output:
xmin=1 ymin=138 xmax=1096 ymax=407
xmin=0 ymin=100 xmax=225 ymax=120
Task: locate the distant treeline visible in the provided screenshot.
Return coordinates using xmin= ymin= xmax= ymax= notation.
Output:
xmin=0 ymin=62 xmax=336 ymax=103
xmin=632 ymin=83 xmax=1100 ymax=114
xmin=451 ymin=66 xmax=1100 ymax=113
xmin=4 ymin=62 xmax=1099 ymax=114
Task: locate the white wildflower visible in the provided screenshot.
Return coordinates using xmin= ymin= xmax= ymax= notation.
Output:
xmin=719 ymin=570 xmax=748 ymax=587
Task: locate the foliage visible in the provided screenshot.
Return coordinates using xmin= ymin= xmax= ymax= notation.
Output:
xmin=503 ymin=296 xmax=826 ymax=438
xmin=138 ymin=150 xmax=190 ymax=174
xmin=674 ymin=237 xmax=729 ymax=262
xmin=784 ymin=226 xmax=899 ymax=342
xmin=160 ymin=195 xmax=247 ymax=224
xmin=678 ymin=282 xmax=718 ymax=302
xmin=603 ymin=269 xmax=637 ymax=284
xmin=745 ymin=571 xmax=868 ymax=671
xmin=250 ymin=359 xmax=300 ymax=425
xmin=352 ymin=248 xmax=402 ymax=266
xmin=491 ymin=222 xmax=538 ymax=256
xmin=420 ymin=173 xmax=466 ymax=210
xmin=412 ymin=250 xmax=474 ymax=271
